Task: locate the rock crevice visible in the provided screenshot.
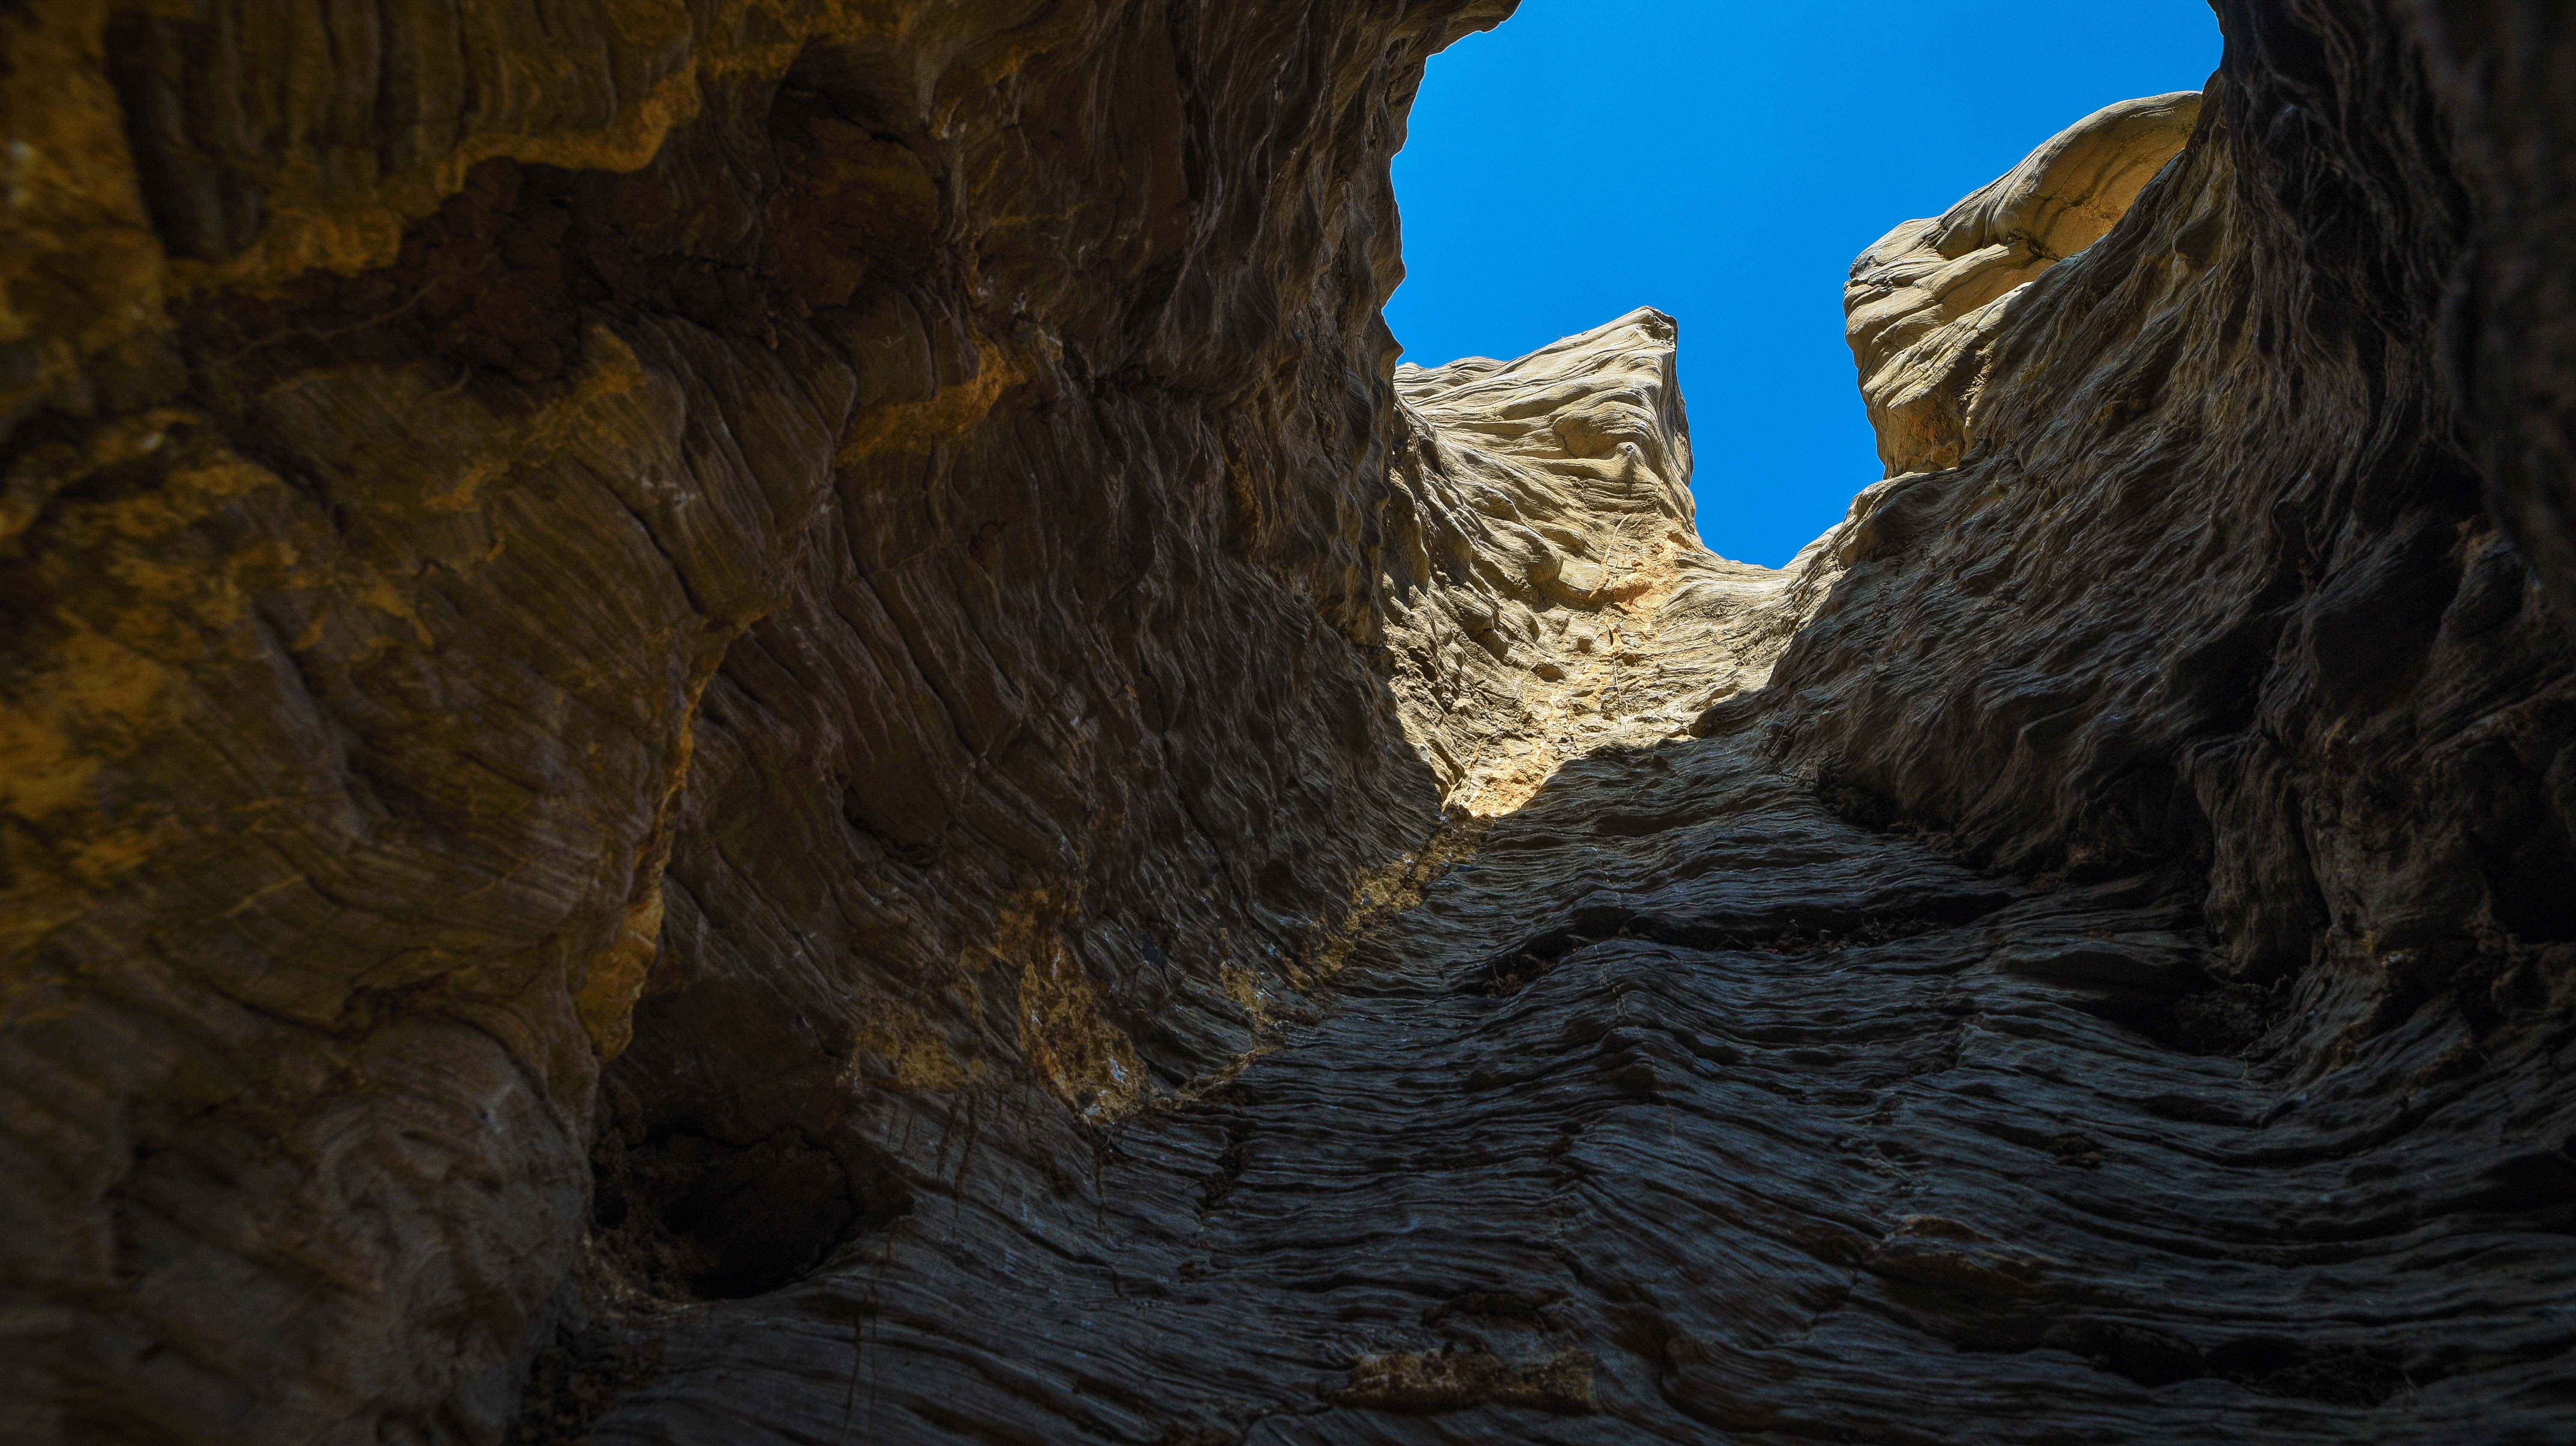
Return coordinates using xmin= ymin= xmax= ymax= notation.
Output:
xmin=2 ymin=1 xmax=2574 ymax=1443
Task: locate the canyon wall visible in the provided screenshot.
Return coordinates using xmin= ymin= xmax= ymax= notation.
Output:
xmin=1 ymin=0 xmax=2573 ymax=1442
xmin=0 ymin=2 xmax=1514 ymax=1439
xmin=2397 ymin=0 xmax=2576 ymax=622
xmin=1761 ymin=0 xmax=2576 ymax=1049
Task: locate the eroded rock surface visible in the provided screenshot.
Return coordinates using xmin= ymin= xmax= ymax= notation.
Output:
xmin=0 ymin=2 xmax=1512 ymax=1439
xmin=1380 ymin=308 xmax=1824 ymax=816
xmin=3 ymin=1 xmax=2575 ymax=1443
xmin=1845 ymin=91 xmax=2204 ymax=477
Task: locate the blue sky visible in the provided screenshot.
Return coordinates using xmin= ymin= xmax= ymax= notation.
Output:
xmin=1386 ymin=1 xmax=2223 ymax=566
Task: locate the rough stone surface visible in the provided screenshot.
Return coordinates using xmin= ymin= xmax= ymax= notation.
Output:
xmin=0 ymin=2 xmax=1512 ymax=1439
xmin=2395 ymin=0 xmax=2576 ymax=620
xmin=3 ymin=1 xmax=2575 ymax=1443
xmin=1845 ymin=91 xmax=2205 ymax=478
xmin=1382 ymin=308 xmax=1825 ymax=817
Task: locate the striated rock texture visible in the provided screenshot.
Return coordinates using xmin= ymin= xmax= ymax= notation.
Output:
xmin=3 ymin=2 xmax=2575 ymax=1444
xmin=1381 ymin=307 xmax=1823 ymax=817
xmin=1771 ymin=0 xmax=2576 ymax=1040
xmin=0 ymin=1 xmax=1514 ymax=1439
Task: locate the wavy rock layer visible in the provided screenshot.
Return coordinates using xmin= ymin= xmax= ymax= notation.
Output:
xmin=558 ymin=11 xmax=2576 ymax=1428
xmin=3 ymin=1 xmax=2576 ymax=1443
xmin=0 ymin=1 xmax=1514 ymax=1440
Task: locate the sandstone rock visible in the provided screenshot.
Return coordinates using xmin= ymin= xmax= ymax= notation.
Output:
xmin=2 ymin=1 xmax=2573 ymax=1443
xmin=1845 ymin=91 xmax=2203 ymax=476
xmin=0 ymin=2 xmax=1514 ymax=1439
xmin=1382 ymin=307 xmax=1818 ymax=815
xmin=1779 ymin=2 xmax=2576 ymax=1020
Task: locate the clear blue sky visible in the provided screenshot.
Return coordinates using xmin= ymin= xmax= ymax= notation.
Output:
xmin=1386 ymin=1 xmax=2223 ymax=566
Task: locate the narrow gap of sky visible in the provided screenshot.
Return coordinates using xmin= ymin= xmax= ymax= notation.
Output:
xmin=1386 ymin=0 xmax=2224 ymax=567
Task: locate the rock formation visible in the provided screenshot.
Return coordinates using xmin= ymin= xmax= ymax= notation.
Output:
xmin=1845 ymin=92 xmax=2206 ymax=478
xmin=1 ymin=0 xmax=2571 ymax=1442
xmin=0 ymin=3 xmax=1509 ymax=1437
xmin=1383 ymin=308 xmax=1820 ymax=816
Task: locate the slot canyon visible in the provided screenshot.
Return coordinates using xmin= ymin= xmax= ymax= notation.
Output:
xmin=2 ymin=1 xmax=2573 ymax=1441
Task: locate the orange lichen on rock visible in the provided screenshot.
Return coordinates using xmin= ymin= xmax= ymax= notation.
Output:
xmin=836 ymin=339 xmax=1027 ymax=463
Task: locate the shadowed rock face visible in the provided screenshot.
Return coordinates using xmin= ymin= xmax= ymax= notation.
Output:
xmin=2 ymin=2 xmax=2573 ymax=1443
xmin=2395 ymin=0 xmax=2576 ymax=623
xmin=0 ymin=1 xmax=1512 ymax=1438
xmin=1766 ymin=0 xmax=2576 ymax=1031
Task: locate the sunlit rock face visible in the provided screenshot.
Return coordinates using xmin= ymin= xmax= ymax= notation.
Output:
xmin=1380 ymin=308 xmax=1824 ymax=816
xmin=4 ymin=0 xmax=2576 ymax=1443
xmin=1844 ymin=92 xmax=2206 ymax=477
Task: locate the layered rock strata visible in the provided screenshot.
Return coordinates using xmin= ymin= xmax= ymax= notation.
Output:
xmin=1 ymin=0 xmax=2573 ymax=1443
xmin=1769 ymin=0 xmax=2576 ymax=1050
xmin=0 ymin=2 xmax=1517 ymax=1439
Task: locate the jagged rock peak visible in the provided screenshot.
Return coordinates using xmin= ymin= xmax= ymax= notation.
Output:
xmin=1398 ymin=307 xmax=1698 ymax=609
xmin=1380 ymin=308 xmax=1828 ymax=814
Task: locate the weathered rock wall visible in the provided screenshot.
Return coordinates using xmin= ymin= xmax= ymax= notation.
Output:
xmin=1378 ymin=307 xmax=1823 ymax=818
xmin=0 ymin=3 xmax=1515 ymax=1440
xmin=4 ymin=0 xmax=2575 ymax=1441
xmin=2396 ymin=0 xmax=2576 ymax=621
xmin=1744 ymin=0 xmax=2576 ymax=1057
